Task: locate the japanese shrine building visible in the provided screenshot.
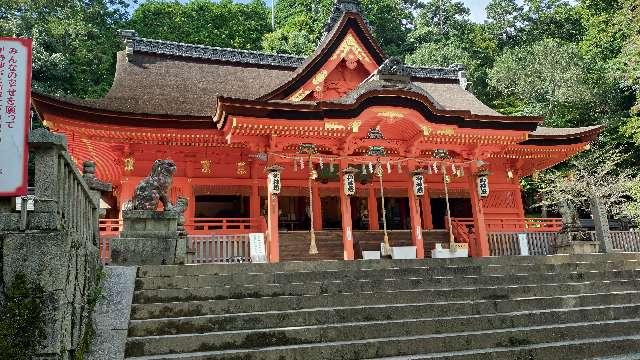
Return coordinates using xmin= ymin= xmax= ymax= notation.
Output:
xmin=31 ymin=0 xmax=602 ymax=261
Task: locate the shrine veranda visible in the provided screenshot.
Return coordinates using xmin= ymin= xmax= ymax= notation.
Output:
xmin=30 ymin=1 xmax=602 ymax=262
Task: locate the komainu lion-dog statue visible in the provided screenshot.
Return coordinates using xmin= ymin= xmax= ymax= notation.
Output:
xmin=131 ymin=159 xmax=177 ymax=211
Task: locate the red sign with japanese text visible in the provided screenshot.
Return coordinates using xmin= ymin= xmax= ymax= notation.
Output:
xmin=0 ymin=38 xmax=32 ymax=196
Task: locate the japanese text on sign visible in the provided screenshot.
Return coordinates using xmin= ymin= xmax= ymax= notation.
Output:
xmin=477 ymin=175 xmax=489 ymax=198
xmin=343 ymin=173 xmax=355 ymax=196
xmin=413 ymin=174 xmax=425 ymax=196
xmin=0 ymin=38 xmax=32 ymax=196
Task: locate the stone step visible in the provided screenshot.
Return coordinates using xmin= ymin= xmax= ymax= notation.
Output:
xmin=128 ymin=291 xmax=640 ymax=336
xmin=365 ymin=335 xmax=640 ymax=360
xmin=126 ymin=304 xmax=640 ymax=355
xmin=136 ymin=254 xmax=640 ymax=278
xmin=132 ymin=269 xmax=640 ymax=304
xmin=123 ymin=318 xmax=640 ymax=359
xmin=134 ymin=261 xmax=640 ymax=290
xmin=130 ymin=279 xmax=640 ymax=319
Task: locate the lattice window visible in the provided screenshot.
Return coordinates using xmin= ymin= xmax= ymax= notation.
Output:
xmin=484 ymin=190 xmax=517 ymax=210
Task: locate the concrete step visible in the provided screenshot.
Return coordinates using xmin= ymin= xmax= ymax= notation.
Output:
xmin=134 ymin=261 xmax=640 ymax=290
xmin=131 ymin=269 xmax=640 ymax=303
xmin=365 ymin=335 xmax=640 ymax=359
xmin=134 ymin=258 xmax=640 ymax=290
xmin=128 ymin=291 xmax=640 ymax=336
xmin=130 ymin=279 xmax=640 ymax=319
xmin=127 ymin=304 xmax=640 ymax=355
xmin=124 ymin=318 xmax=640 ymax=359
xmin=136 ymin=254 xmax=640 ymax=278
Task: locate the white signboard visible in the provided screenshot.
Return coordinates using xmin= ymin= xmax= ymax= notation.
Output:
xmin=477 ymin=175 xmax=489 ymax=198
xmin=412 ymin=174 xmax=425 ymax=196
xmin=518 ymin=233 xmax=529 ymax=256
xmin=0 ymin=38 xmax=32 ymax=197
xmin=267 ymin=171 xmax=281 ymax=194
xmin=249 ymin=233 xmax=267 ymax=263
xmin=343 ymin=173 xmax=355 ymax=196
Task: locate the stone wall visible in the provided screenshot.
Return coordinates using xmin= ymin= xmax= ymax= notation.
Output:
xmin=0 ymin=129 xmax=101 ymax=359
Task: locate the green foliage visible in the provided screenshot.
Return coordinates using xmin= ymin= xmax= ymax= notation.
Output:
xmin=0 ymin=0 xmax=128 ymax=98
xmin=0 ymin=273 xmax=47 ymax=360
xmin=264 ymin=0 xmax=416 ymax=56
xmin=129 ymin=0 xmax=271 ymax=51
xmin=488 ymin=39 xmax=593 ymax=126
xmin=74 ymin=266 xmax=106 ymax=360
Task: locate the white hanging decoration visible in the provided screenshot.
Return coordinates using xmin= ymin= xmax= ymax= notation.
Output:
xmin=460 ymin=166 xmax=465 ymax=177
xmin=329 ymin=162 xmax=334 ymax=172
xmin=451 ymin=164 xmax=456 ymax=173
xmin=427 ymin=165 xmax=432 ymax=175
xmin=299 ymin=158 xmax=304 ymax=169
xmin=362 ymin=163 xmax=367 ymax=174
xmin=293 ymin=157 xmax=298 ymax=172
xmin=319 ymin=157 xmax=324 ymax=169
xmin=368 ymin=162 xmax=374 ymax=173
xmin=397 ymin=162 xmax=402 ymax=173
xmin=387 ymin=162 xmax=392 ymax=174
xmin=432 ymin=162 xmax=438 ymax=173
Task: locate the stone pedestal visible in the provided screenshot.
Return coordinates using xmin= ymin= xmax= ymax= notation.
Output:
xmin=556 ymin=228 xmax=599 ymax=254
xmin=110 ymin=210 xmax=186 ymax=265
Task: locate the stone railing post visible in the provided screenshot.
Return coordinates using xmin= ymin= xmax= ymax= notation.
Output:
xmin=28 ymin=128 xmax=67 ymax=219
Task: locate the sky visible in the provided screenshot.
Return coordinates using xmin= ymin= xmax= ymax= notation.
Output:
xmin=464 ymin=0 xmax=490 ymax=23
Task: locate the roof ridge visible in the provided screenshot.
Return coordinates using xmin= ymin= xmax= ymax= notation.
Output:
xmin=120 ymin=30 xmax=305 ymax=68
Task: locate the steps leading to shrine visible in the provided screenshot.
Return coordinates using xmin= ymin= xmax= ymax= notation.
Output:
xmin=279 ymin=230 xmax=448 ymax=261
xmin=124 ymin=253 xmax=640 ymax=359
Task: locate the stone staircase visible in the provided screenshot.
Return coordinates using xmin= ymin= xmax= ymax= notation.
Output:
xmin=280 ymin=230 xmax=449 ymax=261
xmin=124 ymin=253 xmax=640 ymax=359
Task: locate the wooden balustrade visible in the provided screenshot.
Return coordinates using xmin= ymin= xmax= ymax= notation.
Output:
xmin=611 ymin=231 xmax=640 ymax=252
xmin=188 ymin=234 xmax=251 ymax=263
xmin=451 ymin=217 xmax=563 ymax=234
xmin=98 ymin=217 xmax=266 ymax=263
xmin=186 ymin=217 xmax=266 ymax=235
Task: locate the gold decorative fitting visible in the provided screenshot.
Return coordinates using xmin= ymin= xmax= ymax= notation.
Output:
xmin=332 ymin=34 xmax=372 ymax=63
xmin=324 ymin=122 xmax=345 ymax=130
xmin=123 ymin=157 xmax=135 ymax=172
xmin=201 ymin=160 xmax=212 ymax=174
xmin=377 ymin=111 xmax=404 ymax=121
xmin=289 ymin=88 xmax=311 ymax=101
xmin=436 ymin=128 xmax=456 ymax=136
xmin=349 ymin=120 xmax=362 ymax=132
xmin=236 ymin=161 xmax=248 ymax=176
xmin=422 ymin=126 xmax=432 ymax=136
xmin=312 ymin=69 xmax=329 ymax=85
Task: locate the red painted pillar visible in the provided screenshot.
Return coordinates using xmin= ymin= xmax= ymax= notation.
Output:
xmin=339 ymin=162 xmax=354 ymax=260
xmin=407 ymin=164 xmax=425 ymax=259
xmin=267 ymin=191 xmax=280 ymax=262
xmin=312 ymin=183 xmax=323 ymax=231
xmin=468 ymin=175 xmax=490 ymax=257
xmin=250 ymin=183 xmax=260 ymax=219
xmin=421 ymin=193 xmax=433 ymax=230
xmin=368 ymin=185 xmax=379 ymax=230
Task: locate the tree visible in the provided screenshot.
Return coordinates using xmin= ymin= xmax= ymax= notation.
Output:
xmin=129 ymin=0 xmax=271 ymax=51
xmin=485 ymin=0 xmax=522 ymax=47
xmin=488 ymin=39 xmax=593 ymax=127
xmin=535 ymin=146 xmax=638 ymax=225
xmin=1 ymin=0 xmax=129 ymax=97
xmin=264 ymin=0 xmax=416 ymax=56
xmin=408 ymin=0 xmax=471 ymax=47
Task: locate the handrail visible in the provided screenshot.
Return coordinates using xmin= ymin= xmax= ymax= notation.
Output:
xmin=450 ymin=217 xmax=563 ymax=233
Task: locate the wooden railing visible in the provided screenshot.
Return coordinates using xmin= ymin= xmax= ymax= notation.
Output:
xmin=98 ymin=217 xmax=266 ymax=263
xmin=99 ymin=218 xmax=122 ymax=236
xmin=188 ymin=234 xmax=251 ymax=263
xmin=186 ymin=217 xmax=267 ymax=235
xmin=451 ymin=217 xmax=563 ymax=234
xmin=611 ymin=231 xmax=640 ymax=252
